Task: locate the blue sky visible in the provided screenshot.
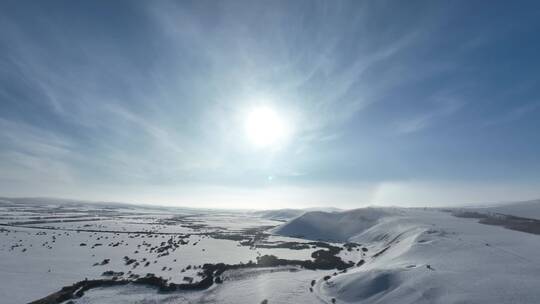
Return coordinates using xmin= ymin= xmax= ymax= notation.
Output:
xmin=1 ymin=1 xmax=540 ymax=208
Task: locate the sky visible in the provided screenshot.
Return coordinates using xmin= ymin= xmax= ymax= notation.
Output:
xmin=1 ymin=0 xmax=540 ymax=209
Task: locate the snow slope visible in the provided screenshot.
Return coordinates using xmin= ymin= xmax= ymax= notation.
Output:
xmin=276 ymin=207 xmax=540 ymax=304
xmin=254 ymin=207 xmax=343 ymax=221
xmin=253 ymin=209 xmax=306 ymax=221
xmin=274 ymin=207 xmax=401 ymax=241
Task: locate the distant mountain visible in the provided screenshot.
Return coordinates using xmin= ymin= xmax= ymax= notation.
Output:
xmin=0 ymin=196 xmax=185 ymax=213
xmin=303 ymin=206 xmax=343 ymax=212
xmin=0 ymin=196 xmax=147 ymax=209
xmin=470 ymin=199 xmax=540 ymax=220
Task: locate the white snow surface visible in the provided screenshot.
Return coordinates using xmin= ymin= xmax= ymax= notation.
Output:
xmin=277 ymin=207 xmax=540 ymax=304
xmin=254 ymin=207 xmax=343 ymax=221
xmin=274 ymin=207 xmax=401 ymax=241
xmin=253 ymin=208 xmax=306 ymax=221
xmin=2 ymin=198 xmax=540 ymax=304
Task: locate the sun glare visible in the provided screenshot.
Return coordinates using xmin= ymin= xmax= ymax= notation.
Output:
xmin=245 ymin=106 xmax=288 ymax=148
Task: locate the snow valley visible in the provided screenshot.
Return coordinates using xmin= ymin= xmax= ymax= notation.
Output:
xmin=1 ymin=198 xmax=540 ymax=304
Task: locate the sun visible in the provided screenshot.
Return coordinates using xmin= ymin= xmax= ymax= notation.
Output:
xmin=245 ymin=106 xmax=288 ymax=148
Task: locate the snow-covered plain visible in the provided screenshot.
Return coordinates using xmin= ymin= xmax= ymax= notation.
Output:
xmin=0 ymin=198 xmax=320 ymax=304
xmin=1 ymin=198 xmax=540 ymax=304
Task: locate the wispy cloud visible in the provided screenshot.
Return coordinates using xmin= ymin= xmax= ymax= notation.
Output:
xmin=395 ymin=94 xmax=464 ymax=134
xmin=482 ymin=102 xmax=540 ymax=127
xmin=1 ymin=1 xmax=540 ymax=206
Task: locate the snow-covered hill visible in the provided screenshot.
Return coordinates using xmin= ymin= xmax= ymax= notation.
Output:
xmin=276 ymin=207 xmax=540 ymax=303
xmin=254 ymin=207 xmax=343 ymax=222
xmin=253 ymin=209 xmax=306 ymax=221
xmin=274 ymin=207 xmax=401 ymax=241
